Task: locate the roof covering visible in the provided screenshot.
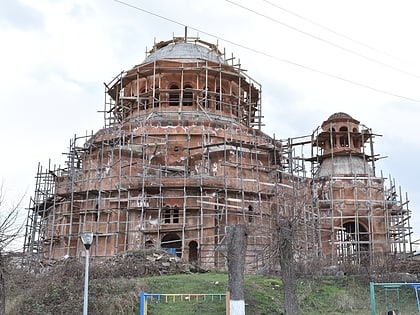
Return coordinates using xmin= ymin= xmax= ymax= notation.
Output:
xmin=328 ymin=112 xmax=353 ymax=120
xmin=322 ymin=112 xmax=360 ymax=127
xmin=143 ymin=41 xmax=227 ymax=64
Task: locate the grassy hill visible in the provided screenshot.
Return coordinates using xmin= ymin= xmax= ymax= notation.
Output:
xmin=140 ymin=273 xmax=420 ymax=315
xmin=7 ymin=270 xmax=420 ymax=314
xmin=6 ymin=251 xmax=420 ymax=314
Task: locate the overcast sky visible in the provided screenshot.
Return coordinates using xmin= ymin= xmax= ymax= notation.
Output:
xmin=1 ymin=0 xmax=419 ymax=246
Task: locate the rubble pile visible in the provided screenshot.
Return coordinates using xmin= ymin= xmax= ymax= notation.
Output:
xmin=43 ymin=249 xmax=207 ymax=280
xmin=90 ymin=249 xmax=206 ymax=279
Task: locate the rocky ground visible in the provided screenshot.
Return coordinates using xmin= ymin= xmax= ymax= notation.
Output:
xmin=45 ymin=248 xmax=207 ymax=280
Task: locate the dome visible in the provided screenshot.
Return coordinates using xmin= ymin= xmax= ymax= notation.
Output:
xmin=327 ymin=112 xmax=353 ymax=120
xmin=322 ymin=112 xmax=360 ymax=127
xmin=143 ymin=41 xmax=227 ymax=64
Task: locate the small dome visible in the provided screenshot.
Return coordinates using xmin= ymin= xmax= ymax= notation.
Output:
xmin=327 ymin=112 xmax=353 ymax=120
xmin=143 ymin=41 xmax=226 ymax=64
xmin=322 ymin=112 xmax=360 ymax=127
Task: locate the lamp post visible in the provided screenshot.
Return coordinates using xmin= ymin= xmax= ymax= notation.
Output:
xmin=80 ymin=232 xmax=94 ymax=315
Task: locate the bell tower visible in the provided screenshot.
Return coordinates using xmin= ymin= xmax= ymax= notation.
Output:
xmin=312 ymin=112 xmax=388 ymax=266
xmin=314 ymin=112 xmax=374 ymax=177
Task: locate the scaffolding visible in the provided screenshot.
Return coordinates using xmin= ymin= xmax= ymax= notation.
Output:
xmin=23 ymin=35 xmax=281 ymax=272
xmin=306 ymin=117 xmax=413 ymax=267
xmin=23 ymin=161 xmax=60 ymax=269
xmin=22 ymin=36 xmax=415 ymax=272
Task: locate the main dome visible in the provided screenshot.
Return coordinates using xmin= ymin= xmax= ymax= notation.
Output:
xmin=143 ymin=39 xmax=227 ymax=64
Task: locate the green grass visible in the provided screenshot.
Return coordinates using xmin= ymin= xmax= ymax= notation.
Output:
xmin=8 ymin=269 xmax=420 ymax=315
xmin=143 ymin=274 xmax=420 ymax=315
xmin=144 ymin=273 xmax=228 ymax=315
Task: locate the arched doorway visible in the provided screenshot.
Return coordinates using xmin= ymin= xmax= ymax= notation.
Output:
xmin=161 ymin=233 xmax=181 ymax=257
xmin=336 ymin=221 xmax=370 ymax=263
xmin=189 ymin=241 xmax=198 ymax=263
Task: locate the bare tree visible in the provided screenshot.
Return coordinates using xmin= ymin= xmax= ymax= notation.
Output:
xmin=276 ymin=217 xmax=298 ymax=315
xmin=0 ymin=183 xmax=24 ymax=315
xmin=269 ymin=171 xmax=314 ymax=315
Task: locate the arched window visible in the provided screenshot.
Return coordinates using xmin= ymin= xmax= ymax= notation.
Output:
xmin=215 ymin=205 xmax=223 ymax=224
xmin=182 ymin=84 xmax=193 ymax=106
xmin=164 ymin=205 xmax=171 ymax=223
xmin=173 ymin=205 xmax=179 ymax=223
xmin=169 ymin=84 xmax=179 ymax=106
xmin=139 ymin=88 xmax=149 ymax=109
xmin=248 ymin=205 xmax=253 ymax=223
xmin=215 ymin=88 xmax=222 ymax=110
xmin=339 ymin=126 xmax=349 ymax=147
xmin=330 ymin=127 xmax=336 ymax=148
xmin=94 ymin=203 xmax=99 ymax=221
xmin=153 ymin=86 xmax=160 ymax=108
xmin=231 ymin=92 xmax=237 ymax=116
xmin=202 ymin=87 xmax=211 ymax=109
xmin=352 ymin=128 xmax=358 ymax=147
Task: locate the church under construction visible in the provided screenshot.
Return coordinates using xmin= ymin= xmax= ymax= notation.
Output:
xmin=23 ymin=34 xmax=416 ymax=272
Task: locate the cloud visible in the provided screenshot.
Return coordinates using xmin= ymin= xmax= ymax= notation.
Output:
xmin=1 ymin=0 xmax=420 ymax=243
xmin=0 ymin=0 xmax=44 ymax=30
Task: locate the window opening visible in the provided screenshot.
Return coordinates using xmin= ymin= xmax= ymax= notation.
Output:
xmin=202 ymin=86 xmax=211 ymax=109
xmin=169 ymin=84 xmax=179 ymax=106
xmin=330 ymin=127 xmax=336 ymax=148
xmin=248 ymin=205 xmax=253 ymax=223
xmin=339 ymin=126 xmax=349 ymax=147
xmin=164 ymin=205 xmax=171 ymax=223
xmin=153 ymin=87 xmax=160 ymax=108
xmin=215 ymin=88 xmax=222 ymax=110
xmin=140 ymin=88 xmax=149 ymax=109
xmin=173 ymin=206 xmax=179 ymax=223
xmin=182 ymin=85 xmax=193 ymax=106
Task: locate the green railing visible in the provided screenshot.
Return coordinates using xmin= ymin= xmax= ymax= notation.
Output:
xmin=370 ymin=282 xmax=420 ymax=315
